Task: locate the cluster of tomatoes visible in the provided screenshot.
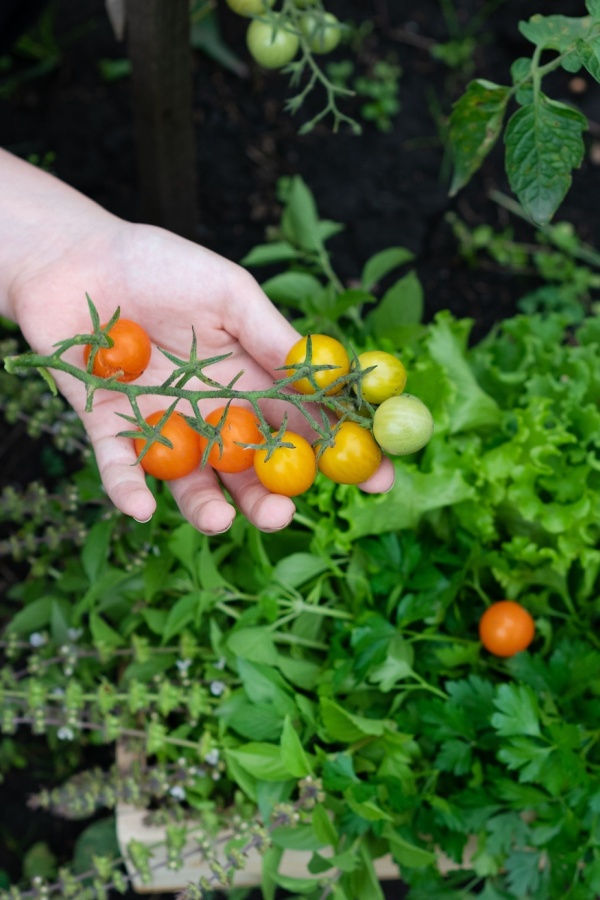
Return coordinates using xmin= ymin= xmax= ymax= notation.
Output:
xmin=226 ymin=0 xmax=343 ymax=70
xmin=83 ymin=320 xmax=434 ymax=498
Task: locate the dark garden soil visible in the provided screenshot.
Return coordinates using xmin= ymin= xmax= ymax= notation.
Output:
xmin=1 ymin=0 xmax=600 ymax=895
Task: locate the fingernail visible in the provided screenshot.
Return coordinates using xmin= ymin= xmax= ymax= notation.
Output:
xmin=262 ymin=515 xmax=294 ymax=533
xmin=204 ymin=523 xmax=233 ymax=537
xmin=133 ymin=514 xmax=153 ymax=524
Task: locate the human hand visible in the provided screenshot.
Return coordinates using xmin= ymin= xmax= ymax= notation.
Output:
xmin=8 ymin=207 xmax=394 ymax=534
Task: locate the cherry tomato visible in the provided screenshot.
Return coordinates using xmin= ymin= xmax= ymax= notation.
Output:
xmin=134 ymin=410 xmax=202 ymax=481
xmin=316 ymin=421 xmax=381 ymax=485
xmin=299 ymin=12 xmax=342 ymax=54
xmin=226 ymin=0 xmax=274 ymax=16
xmin=199 ymin=405 xmax=262 ymax=474
xmin=285 ymin=334 xmax=350 ymax=396
xmin=372 ymin=394 xmax=433 ymax=456
xmin=354 ymin=350 xmax=407 ymax=405
xmin=84 ymin=319 xmax=151 ymax=383
xmin=253 ymin=430 xmax=317 ymax=496
xmin=246 ymin=17 xmax=300 ymax=69
xmin=479 ymin=601 xmax=535 ymax=657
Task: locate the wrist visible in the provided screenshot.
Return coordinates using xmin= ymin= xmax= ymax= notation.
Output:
xmin=0 ymin=149 xmax=121 ymax=322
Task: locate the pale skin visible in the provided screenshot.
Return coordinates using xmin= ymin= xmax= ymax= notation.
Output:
xmin=0 ymin=149 xmax=395 ymax=534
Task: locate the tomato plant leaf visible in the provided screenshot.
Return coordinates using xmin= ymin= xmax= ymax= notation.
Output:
xmin=504 ymin=95 xmax=587 ymax=225
xmin=449 ymin=79 xmax=510 ymax=195
xmin=519 ymin=13 xmax=591 ymax=52
xmin=576 ymin=35 xmax=600 ymax=81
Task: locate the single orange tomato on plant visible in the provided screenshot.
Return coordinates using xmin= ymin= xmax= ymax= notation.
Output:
xmin=199 ymin=406 xmax=262 ymax=474
xmin=479 ymin=601 xmax=535 ymax=657
xmin=316 ymin=421 xmax=382 ymax=485
xmin=285 ymin=334 xmax=350 ymax=396
xmin=134 ymin=410 xmax=202 ymax=481
xmin=84 ymin=318 xmax=151 ymax=383
xmin=253 ymin=430 xmax=317 ymax=497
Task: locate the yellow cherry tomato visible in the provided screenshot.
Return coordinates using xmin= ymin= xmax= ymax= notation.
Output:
xmin=354 ymin=350 xmax=407 ymax=405
xmin=285 ymin=334 xmax=350 ymax=396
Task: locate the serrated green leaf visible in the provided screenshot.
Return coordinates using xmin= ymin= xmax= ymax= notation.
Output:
xmin=497 ymin=736 xmax=552 ymax=781
xmin=504 ymin=95 xmax=587 ymax=225
xmin=449 ymin=80 xmax=511 ymax=194
xmin=587 ymin=0 xmax=600 ymax=17
xmin=519 ymin=13 xmax=592 ymax=52
xmin=434 ymin=738 xmax=472 ymax=775
xmin=576 ymin=35 xmax=600 ymax=81
xmin=491 ymin=683 xmax=541 ymax=737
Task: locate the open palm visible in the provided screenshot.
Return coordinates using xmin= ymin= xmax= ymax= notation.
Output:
xmin=12 ymin=219 xmax=394 ymax=533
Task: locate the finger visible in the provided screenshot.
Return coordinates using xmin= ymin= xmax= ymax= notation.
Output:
xmin=91 ymin=431 xmax=157 ymax=522
xmin=358 ymin=455 xmax=396 ymax=493
xmin=168 ymin=465 xmax=237 ymax=535
xmin=220 ymin=468 xmax=296 ymax=533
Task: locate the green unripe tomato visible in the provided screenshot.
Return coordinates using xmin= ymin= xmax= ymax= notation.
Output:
xmin=300 ymin=12 xmax=342 ymax=54
xmin=354 ymin=350 xmax=407 ymax=405
xmin=225 ymin=0 xmax=274 ymax=16
xmin=246 ymin=17 xmax=300 ymax=68
xmin=372 ymin=394 xmax=434 ymax=456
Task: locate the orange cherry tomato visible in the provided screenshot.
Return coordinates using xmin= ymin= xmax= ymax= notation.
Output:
xmin=84 ymin=319 xmax=151 ymax=383
xmin=253 ymin=430 xmax=317 ymax=497
xmin=199 ymin=406 xmax=262 ymax=474
xmin=285 ymin=334 xmax=350 ymax=396
xmin=316 ymin=421 xmax=382 ymax=485
xmin=479 ymin=601 xmax=535 ymax=657
xmin=134 ymin=410 xmax=202 ymax=480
